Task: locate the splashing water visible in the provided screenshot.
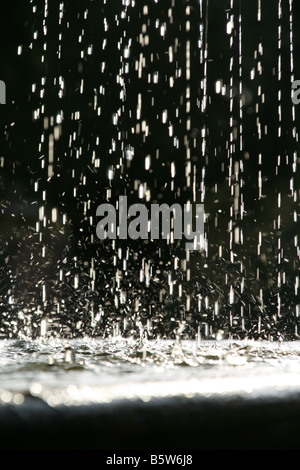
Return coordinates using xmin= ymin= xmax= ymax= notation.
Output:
xmin=1 ymin=0 xmax=298 ymax=341
xmin=2 ymin=337 xmax=300 ymax=407
xmin=0 ymin=0 xmax=300 ymax=414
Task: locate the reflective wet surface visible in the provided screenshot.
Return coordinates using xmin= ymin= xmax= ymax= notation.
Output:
xmin=2 ymin=338 xmax=300 ymax=407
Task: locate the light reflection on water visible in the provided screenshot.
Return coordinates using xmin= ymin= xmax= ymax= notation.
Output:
xmin=1 ymin=338 xmax=300 ymax=407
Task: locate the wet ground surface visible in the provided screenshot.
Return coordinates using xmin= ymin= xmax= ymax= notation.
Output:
xmin=1 ymin=338 xmax=300 ymax=405
xmin=1 ymin=338 xmax=300 ymax=450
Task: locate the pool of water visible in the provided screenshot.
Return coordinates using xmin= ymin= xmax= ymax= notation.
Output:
xmin=1 ymin=338 xmax=300 ymax=407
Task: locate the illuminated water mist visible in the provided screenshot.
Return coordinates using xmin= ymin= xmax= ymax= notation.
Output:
xmin=0 ymin=0 xmax=299 ymax=343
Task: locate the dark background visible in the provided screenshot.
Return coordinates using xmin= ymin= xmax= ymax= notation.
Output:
xmin=0 ymin=0 xmax=299 ymax=340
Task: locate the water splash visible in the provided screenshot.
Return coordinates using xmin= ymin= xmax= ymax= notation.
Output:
xmin=0 ymin=0 xmax=299 ymax=342
xmin=1 ymin=337 xmax=300 ymax=406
